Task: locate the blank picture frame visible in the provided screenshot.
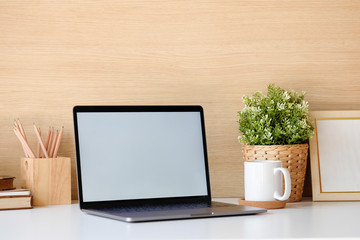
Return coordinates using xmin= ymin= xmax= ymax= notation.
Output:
xmin=309 ymin=111 xmax=360 ymax=201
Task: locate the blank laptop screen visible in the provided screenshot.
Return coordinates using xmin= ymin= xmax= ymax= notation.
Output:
xmin=76 ymin=111 xmax=208 ymax=202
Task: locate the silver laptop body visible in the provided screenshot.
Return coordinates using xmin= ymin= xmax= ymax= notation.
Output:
xmin=73 ymin=105 xmax=266 ymax=222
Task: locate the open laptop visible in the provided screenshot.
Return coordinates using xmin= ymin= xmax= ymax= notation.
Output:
xmin=73 ymin=105 xmax=266 ymax=222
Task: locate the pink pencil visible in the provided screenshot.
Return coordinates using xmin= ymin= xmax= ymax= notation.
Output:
xmin=33 ymin=124 xmax=49 ymax=158
xmin=53 ymin=126 xmax=64 ymax=158
xmin=49 ymin=130 xmax=59 ymax=158
xmin=37 ymin=128 xmax=41 ymax=158
xmin=13 ymin=127 xmax=35 ymax=158
xmin=44 ymin=127 xmax=51 ymax=153
xmin=16 ymin=119 xmax=27 ymax=143
xmin=14 ymin=122 xmax=29 ymax=157
xmin=47 ymin=127 xmax=54 ymax=155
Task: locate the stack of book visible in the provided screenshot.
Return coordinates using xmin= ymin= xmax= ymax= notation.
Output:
xmin=0 ymin=176 xmax=32 ymax=210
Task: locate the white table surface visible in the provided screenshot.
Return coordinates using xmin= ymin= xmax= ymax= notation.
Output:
xmin=1 ymin=198 xmax=359 ymax=240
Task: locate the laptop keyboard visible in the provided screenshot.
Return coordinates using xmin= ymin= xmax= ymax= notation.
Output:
xmin=94 ymin=201 xmax=233 ymax=214
xmin=99 ymin=203 xmax=208 ymax=214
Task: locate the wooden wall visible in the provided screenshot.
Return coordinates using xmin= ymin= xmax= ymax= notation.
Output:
xmin=1 ymin=0 xmax=359 ymax=199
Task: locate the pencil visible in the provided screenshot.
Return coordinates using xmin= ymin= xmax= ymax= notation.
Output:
xmin=37 ymin=128 xmax=41 ymax=158
xmin=53 ymin=126 xmax=64 ymax=158
xmin=33 ymin=124 xmax=49 ymax=158
xmin=47 ymin=127 xmax=54 ymax=154
xmin=44 ymin=126 xmax=51 ymax=152
xmin=49 ymin=130 xmax=58 ymax=158
xmin=13 ymin=127 xmax=35 ymax=158
xmin=16 ymin=119 xmax=27 ymax=143
xmin=14 ymin=122 xmax=29 ymax=157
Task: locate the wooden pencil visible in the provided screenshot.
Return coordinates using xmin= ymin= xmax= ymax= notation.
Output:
xmin=16 ymin=119 xmax=27 ymax=142
xmin=53 ymin=126 xmax=64 ymax=158
xmin=33 ymin=124 xmax=49 ymax=158
xmin=49 ymin=130 xmax=59 ymax=158
xmin=13 ymin=127 xmax=35 ymax=158
xmin=14 ymin=122 xmax=29 ymax=157
xmin=44 ymin=126 xmax=51 ymax=152
xmin=47 ymin=127 xmax=54 ymax=154
xmin=37 ymin=128 xmax=41 ymax=158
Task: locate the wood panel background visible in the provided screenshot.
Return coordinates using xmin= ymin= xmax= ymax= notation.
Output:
xmin=1 ymin=0 xmax=360 ymax=199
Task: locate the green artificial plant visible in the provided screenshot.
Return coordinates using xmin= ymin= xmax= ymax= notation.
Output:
xmin=238 ymin=84 xmax=314 ymax=145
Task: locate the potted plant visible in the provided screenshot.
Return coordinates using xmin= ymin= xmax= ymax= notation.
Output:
xmin=238 ymin=84 xmax=314 ymax=202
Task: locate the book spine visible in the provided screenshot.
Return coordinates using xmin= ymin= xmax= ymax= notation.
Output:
xmin=0 ymin=206 xmax=32 ymax=211
xmin=0 ymin=179 xmax=15 ymax=191
xmin=0 ymin=195 xmax=31 ymax=199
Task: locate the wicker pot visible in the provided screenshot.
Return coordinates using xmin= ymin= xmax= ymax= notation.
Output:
xmin=242 ymin=143 xmax=309 ymax=202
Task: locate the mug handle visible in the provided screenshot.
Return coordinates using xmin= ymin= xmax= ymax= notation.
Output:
xmin=273 ymin=167 xmax=291 ymax=201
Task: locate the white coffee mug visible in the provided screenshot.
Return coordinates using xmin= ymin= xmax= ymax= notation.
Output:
xmin=244 ymin=160 xmax=291 ymax=201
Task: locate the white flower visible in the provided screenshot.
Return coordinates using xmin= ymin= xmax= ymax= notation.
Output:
xmin=277 ymin=102 xmax=285 ymax=111
xmin=283 ymin=91 xmax=290 ymax=100
xmin=301 ymin=101 xmax=309 ymax=109
xmin=264 ymin=129 xmax=273 ymax=140
xmin=295 ymin=103 xmax=302 ymax=111
xmin=299 ymin=119 xmax=307 ymax=129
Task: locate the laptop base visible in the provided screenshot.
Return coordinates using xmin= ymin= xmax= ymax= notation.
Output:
xmin=83 ymin=201 xmax=266 ymax=223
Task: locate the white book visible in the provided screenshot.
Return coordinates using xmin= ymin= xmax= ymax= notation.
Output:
xmin=0 ymin=188 xmax=30 ymax=197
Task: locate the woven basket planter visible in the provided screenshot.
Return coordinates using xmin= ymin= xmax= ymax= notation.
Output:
xmin=242 ymin=143 xmax=309 ymax=202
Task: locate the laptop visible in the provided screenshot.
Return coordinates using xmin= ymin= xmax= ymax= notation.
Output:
xmin=73 ymin=105 xmax=266 ymax=222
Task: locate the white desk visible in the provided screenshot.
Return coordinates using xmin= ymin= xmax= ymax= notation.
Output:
xmin=1 ymin=198 xmax=359 ymax=240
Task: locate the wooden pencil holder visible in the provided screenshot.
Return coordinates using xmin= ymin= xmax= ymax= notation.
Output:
xmin=20 ymin=157 xmax=71 ymax=206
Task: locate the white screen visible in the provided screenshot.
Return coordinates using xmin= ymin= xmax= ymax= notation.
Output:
xmin=77 ymin=112 xmax=208 ymax=202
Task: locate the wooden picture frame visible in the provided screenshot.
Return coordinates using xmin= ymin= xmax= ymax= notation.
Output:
xmin=309 ymin=111 xmax=360 ymax=201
